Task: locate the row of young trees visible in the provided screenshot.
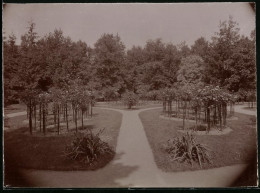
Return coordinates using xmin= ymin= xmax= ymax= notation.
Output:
xmin=4 ymin=16 xmax=256 ymax=133
xmin=24 ymin=83 xmax=95 ymax=135
xmin=161 ymin=85 xmax=235 ymax=132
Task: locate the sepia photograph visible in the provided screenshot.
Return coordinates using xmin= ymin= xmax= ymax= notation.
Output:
xmin=3 ymin=2 xmax=257 ymax=188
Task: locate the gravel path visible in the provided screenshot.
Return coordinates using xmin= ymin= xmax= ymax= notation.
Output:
xmin=234 ymin=105 xmax=257 ymax=116
xmin=6 ymin=106 xmax=252 ymax=187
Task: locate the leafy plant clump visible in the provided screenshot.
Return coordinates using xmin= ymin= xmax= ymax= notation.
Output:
xmin=121 ymin=91 xmax=139 ymax=109
xmin=189 ymin=124 xmax=207 ymax=131
xmin=163 ymin=132 xmax=212 ymax=168
xmin=65 ymin=129 xmax=114 ymax=165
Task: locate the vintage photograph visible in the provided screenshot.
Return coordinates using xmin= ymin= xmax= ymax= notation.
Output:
xmin=3 ymin=3 xmax=257 ymax=188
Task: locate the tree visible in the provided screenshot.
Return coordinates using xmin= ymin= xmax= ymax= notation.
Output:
xmin=162 ymin=43 xmax=181 ymax=86
xmin=122 ymin=91 xmax=139 ymax=109
xmin=177 ymin=55 xmax=205 ymax=87
xmin=191 ymin=37 xmax=209 ymax=60
xmin=143 ymin=38 xmax=165 ymax=62
xmin=3 ymin=33 xmax=20 ymax=105
xmin=205 ymin=16 xmax=240 ymax=88
xmin=93 ymin=34 xmax=126 ymax=98
xmin=227 ymin=36 xmax=256 ymax=93
xmin=18 ymin=22 xmax=41 ymax=134
xmin=177 ymin=41 xmax=191 ymax=58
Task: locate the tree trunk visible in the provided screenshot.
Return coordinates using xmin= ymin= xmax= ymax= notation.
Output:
xmin=195 ymin=108 xmax=198 ymax=131
xmin=66 ymin=104 xmax=69 ymax=131
xmin=82 ymin=109 xmax=84 ymax=130
xmin=54 ymin=106 xmax=56 ymax=129
xmin=90 ymin=102 xmax=93 ymax=117
xmin=207 ymin=105 xmax=210 ymax=133
xmin=75 ymin=109 xmax=78 ymax=133
xmin=213 ymin=104 xmax=217 ymax=126
xmin=223 ymin=103 xmax=227 ymax=126
xmin=183 ymin=101 xmax=187 ymax=130
xmin=176 ymin=99 xmax=178 ymax=117
xmin=43 ymin=103 xmax=46 ymax=135
xmin=218 ymin=104 xmax=222 ymax=131
xmin=57 ymin=105 xmax=60 ymax=135
xmin=39 ymin=103 xmax=42 ymax=132
xmin=27 ymin=105 xmax=29 ymax=119
xmin=29 ymin=100 xmax=32 ymax=135
xmin=34 ymin=104 xmax=37 ymax=130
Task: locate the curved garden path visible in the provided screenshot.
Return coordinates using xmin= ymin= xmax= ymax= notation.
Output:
xmin=5 ymin=105 xmax=253 ymax=187
xmin=234 ymin=104 xmax=257 ymax=116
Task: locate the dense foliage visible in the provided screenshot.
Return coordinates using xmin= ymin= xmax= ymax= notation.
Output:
xmin=4 ymin=17 xmax=255 ymax=107
xmin=4 ymin=17 xmax=255 ymax=112
xmin=121 ymin=91 xmax=139 ymax=109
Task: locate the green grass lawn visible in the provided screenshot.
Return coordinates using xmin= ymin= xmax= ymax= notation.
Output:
xmin=4 ymin=108 xmax=122 ymax=171
xmin=139 ymin=108 xmax=257 ymax=172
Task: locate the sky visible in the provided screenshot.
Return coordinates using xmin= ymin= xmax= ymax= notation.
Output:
xmin=3 ymin=3 xmax=255 ymax=49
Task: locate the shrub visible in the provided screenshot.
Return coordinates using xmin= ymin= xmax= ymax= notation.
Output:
xmin=189 ymin=124 xmax=207 ymax=131
xmin=250 ymin=116 xmax=256 ymax=125
xmin=121 ymin=91 xmax=139 ymax=109
xmin=163 ymin=132 xmax=212 ymax=168
xmin=64 ymin=129 xmax=114 ymax=165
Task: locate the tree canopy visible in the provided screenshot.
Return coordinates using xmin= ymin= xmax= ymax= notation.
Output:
xmin=3 ymin=17 xmax=256 ymax=105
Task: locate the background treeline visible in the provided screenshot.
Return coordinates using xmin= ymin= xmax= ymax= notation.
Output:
xmin=4 ymin=16 xmax=256 ymax=106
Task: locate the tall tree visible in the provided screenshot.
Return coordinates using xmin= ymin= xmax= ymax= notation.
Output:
xmin=191 ymin=37 xmax=209 ymax=60
xmin=93 ymin=34 xmax=126 ymax=99
xmin=177 ymin=55 xmax=205 ymax=87
xmin=3 ymin=33 xmax=20 ymax=105
xmin=18 ymin=22 xmax=41 ymax=134
xmin=205 ymin=16 xmax=240 ymax=88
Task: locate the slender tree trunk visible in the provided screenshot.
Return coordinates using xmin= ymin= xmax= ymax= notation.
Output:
xmin=27 ymin=105 xmax=29 ymax=119
xmin=195 ymin=108 xmax=198 ymax=131
xmin=66 ymin=104 xmax=69 ymax=131
xmin=72 ymin=106 xmax=75 ymax=122
xmin=207 ymin=105 xmax=210 ymax=133
xmin=29 ymin=100 xmax=32 ymax=135
xmin=34 ymin=104 xmax=37 ymax=130
xmin=90 ymin=102 xmax=93 ymax=117
xmin=183 ymin=101 xmax=187 ymax=130
xmin=198 ymin=106 xmax=200 ymax=124
xmin=43 ymin=103 xmax=46 ymax=135
xmin=82 ymin=109 xmax=84 ymax=130
xmin=75 ymin=109 xmax=78 ymax=132
xmin=176 ymin=99 xmax=178 ymax=117
xmin=223 ymin=103 xmax=227 ymax=126
xmin=54 ymin=106 xmax=56 ymax=129
xmin=39 ymin=103 xmax=42 ymax=132
xmin=57 ymin=105 xmax=60 ymax=135
xmin=218 ymin=104 xmax=222 ymax=131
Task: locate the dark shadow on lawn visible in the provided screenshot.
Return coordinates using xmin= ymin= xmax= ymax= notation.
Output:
xmin=230 ymin=154 xmax=258 ymax=187
xmin=5 ymin=152 xmax=139 ymax=188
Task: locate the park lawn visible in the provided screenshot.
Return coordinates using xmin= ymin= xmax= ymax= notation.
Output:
xmin=243 ymin=107 xmax=257 ymax=111
xmin=4 ymin=108 xmax=122 ymax=171
xmin=4 ymin=103 xmax=27 ymax=114
xmin=139 ymin=108 xmax=257 ymax=172
xmin=95 ymin=101 xmax=162 ymax=110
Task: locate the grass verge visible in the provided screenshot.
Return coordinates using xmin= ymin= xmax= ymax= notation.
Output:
xmin=95 ymin=101 xmax=162 ymax=110
xmin=4 ymin=108 xmax=122 ymax=171
xmin=139 ymin=108 xmax=257 ymax=172
xmin=4 ymin=103 xmax=27 ymax=114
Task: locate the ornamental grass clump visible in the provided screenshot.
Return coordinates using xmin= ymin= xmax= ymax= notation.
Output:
xmin=164 ymin=132 xmax=212 ymax=168
xmin=65 ymin=129 xmax=114 ymax=165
